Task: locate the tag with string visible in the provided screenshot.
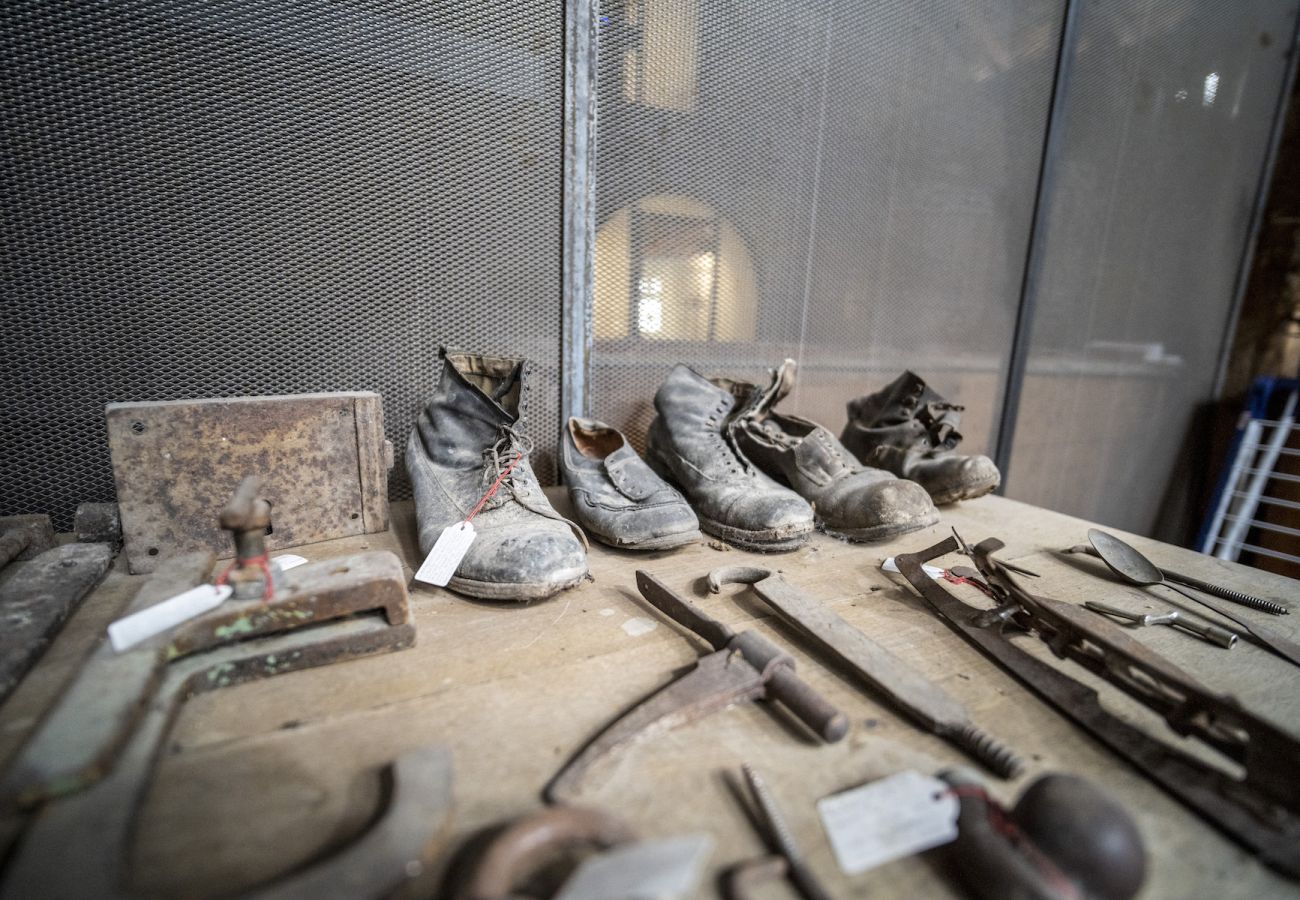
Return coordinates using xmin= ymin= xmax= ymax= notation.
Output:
xmin=414 ymin=451 xmax=523 ymax=586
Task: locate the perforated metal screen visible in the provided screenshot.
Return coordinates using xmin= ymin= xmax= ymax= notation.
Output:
xmin=2 ymin=0 xmax=564 ymax=529
xmin=1003 ymin=0 xmax=1299 ymax=536
xmin=589 ymin=1 xmax=1064 ymax=454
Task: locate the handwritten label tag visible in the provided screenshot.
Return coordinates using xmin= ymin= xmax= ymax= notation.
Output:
xmin=413 ymin=521 xmax=476 ymax=586
xmin=817 ymin=770 xmax=958 ymax=875
xmin=273 ymin=554 xmax=308 ymax=571
xmin=108 ymin=584 xmax=233 ymax=653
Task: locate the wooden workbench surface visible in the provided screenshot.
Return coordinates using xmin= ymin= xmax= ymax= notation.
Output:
xmin=2 ymin=492 xmax=1299 ymax=898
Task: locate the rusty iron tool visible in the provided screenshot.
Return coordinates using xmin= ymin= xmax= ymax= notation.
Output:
xmin=0 ymin=546 xmax=411 ymax=813
xmin=0 ymin=613 xmax=421 ymax=900
xmin=218 ymin=474 xmax=279 ymax=600
xmin=0 ymin=514 xmax=56 ymax=569
xmin=1084 ymin=600 xmax=1238 ymax=648
xmin=709 ymin=566 xmax=1022 ymax=777
xmin=939 ymin=768 xmax=1146 ymax=900
xmin=459 ymin=806 xmax=636 ymax=900
xmin=725 ymin=764 xmax=832 ymax=900
xmin=895 ymin=535 xmax=1300 ymax=879
xmin=1086 ymin=529 xmax=1300 ymax=666
xmin=0 ymin=542 xmax=113 ymax=704
xmin=1065 ymin=537 xmax=1288 ymax=616
xmin=544 ymin=571 xmax=847 ymax=802
xmin=242 ymin=746 xmax=453 ymax=900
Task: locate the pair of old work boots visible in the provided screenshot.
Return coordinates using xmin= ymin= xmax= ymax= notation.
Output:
xmin=408 ymin=350 xmax=996 ymax=601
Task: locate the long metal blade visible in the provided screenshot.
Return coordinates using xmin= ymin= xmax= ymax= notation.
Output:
xmin=895 ymin=538 xmax=1300 ymax=880
xmin=636 ymin=570 xmax=733 ymax=651
xmin=747 ymin=574 xmax=967 ymax=730
xmin=546 ymin=648 xmax=763 ymax=802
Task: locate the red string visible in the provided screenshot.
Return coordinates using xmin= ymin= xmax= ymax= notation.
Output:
xmin=214 ymin=553 xmax=276 ymax=601
xmin=466 ymin=451 xmax=523 ymax=523
xmin=945 ymin=786 xmax=1079 ymax=900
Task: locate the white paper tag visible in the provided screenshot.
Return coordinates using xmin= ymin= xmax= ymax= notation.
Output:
xmin=881 ymin=557 xmax=945 ymax=579
xmin=554 ymin=834 xmax=713 ymax=900
xmin=108 ymin=583 xmax=233 ymax=653
xmin=413 ymin=521 xmax=476 ymax=586
xmin=817 ymin=770 xmax=959 ymax=875
xmin=273 ymin=554 xmax=308 ymax=571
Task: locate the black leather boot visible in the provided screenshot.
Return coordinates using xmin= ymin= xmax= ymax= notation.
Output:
xmin=645 ymin=364 xmax=813 ymax=551
xmin=840 ymin=371 xmax=1000 ymax=505
xmin=407 ymin=350 xmax=587 ymax=601
xmin=728 ymin=361 xmax=938 ymax=540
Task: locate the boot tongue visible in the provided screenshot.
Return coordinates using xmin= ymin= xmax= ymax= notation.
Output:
xmin=446 ymin=351 xmax=525 ymax=422
xmin=603 ymin=445 xmax=660 ymax=500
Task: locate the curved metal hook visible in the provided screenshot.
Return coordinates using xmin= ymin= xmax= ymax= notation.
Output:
xmin=706 ymin=566 xmax=774 ymax=593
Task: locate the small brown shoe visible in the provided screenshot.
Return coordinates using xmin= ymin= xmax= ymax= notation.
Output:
xmin=560 ymin=417 xmax=700 ymax=550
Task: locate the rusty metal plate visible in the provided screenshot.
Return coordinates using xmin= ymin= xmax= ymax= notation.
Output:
xmin=107 ymin=393 xmax=393 ymax=574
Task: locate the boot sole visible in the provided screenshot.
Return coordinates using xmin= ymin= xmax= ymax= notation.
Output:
xmin=819 ymin=510 xmax=939 ymax=543
xmin=645 ymin=444 xmax=811 ymax=552
xmin=447 ymin=567 xmax=587 ymax=602
xmin=588 ymin=528 xmax=703 ymax=552
xmin=929 ymin=476 xmax=1000 ymax=506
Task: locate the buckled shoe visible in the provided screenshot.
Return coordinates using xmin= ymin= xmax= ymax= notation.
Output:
xmin=407 ymin=349 xmax=588 ymax=601
xmin=644 ymin=364 xmax=814 ymax=551
xmin=840 ymin=371 xmax=1001 ymax=505
xmin=728 ymin=360 xmax=938 ymax=540
xmin=560 ymin=417 xmax=700 ymax=550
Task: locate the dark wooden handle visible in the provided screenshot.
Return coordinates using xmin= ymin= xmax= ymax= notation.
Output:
xmin=767 ymin=666 xmax=848 ymax=743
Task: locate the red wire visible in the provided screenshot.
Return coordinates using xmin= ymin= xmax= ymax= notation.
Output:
xmin=945 ymin=786 xmax=1079 ymax=900
xmin=466 ymin=452 xmax=523 ymax=523
xmin=214 ymin=552 xmax=276 ymax=601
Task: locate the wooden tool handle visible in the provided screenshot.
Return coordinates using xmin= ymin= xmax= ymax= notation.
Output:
xmin=766 ymin=666 xmax=848 ymax=742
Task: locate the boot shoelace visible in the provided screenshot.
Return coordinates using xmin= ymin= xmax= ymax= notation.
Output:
xmin=707 ymin=397 xmax=754 ymax=477
xmin=481 ymin=426 xmax=535 ymax=508
xmin=478 ymin=425 xmax=591 ymax=551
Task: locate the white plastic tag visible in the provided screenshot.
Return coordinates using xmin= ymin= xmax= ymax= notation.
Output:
xmin=108 ymin=583 xmax=233 ymax=653
xmin=817 ymin=770 xmax=959 ymax=875
xmin=273 ymin=554 xmax=308 ymax=571
xmin=881 ymin=557 xmax=945 ymax=579
xmin=413 ymin=521 xmax=476 ymax=586
xmin=554 ymin=834 xmax=713 ymax=900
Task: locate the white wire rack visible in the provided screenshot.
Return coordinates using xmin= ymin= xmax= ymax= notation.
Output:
xmin=1200 ymin=387 xmax=1300 ymax=564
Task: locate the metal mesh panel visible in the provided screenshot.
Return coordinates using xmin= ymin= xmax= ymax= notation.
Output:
xmin=2 ymin=0 xmax=564 ymax=530
xmin=1004 ymin=1 xmax=1298 ymax=536
xmin=590 ymin=1 xmax=1063 ymax=453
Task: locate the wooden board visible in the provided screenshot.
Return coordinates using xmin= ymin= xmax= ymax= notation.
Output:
xmin=2 ymin=492 xmax=1298 ymax=898
xmin=106 ymin=393 xmax=392 ymax=574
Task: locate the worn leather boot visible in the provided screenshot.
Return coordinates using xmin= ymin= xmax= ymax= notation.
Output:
xmin=840 ymin=371 xmax=1001 ymax=505
xmin=560 ymin=417 xmax=700 ymax=550
xmin=645 ymin=364 xmax=813 ymax=551
xmin=727 ymin=361 xmax=938 ymax=541
xmin=407 ymin=350 xmax=587 ymax=601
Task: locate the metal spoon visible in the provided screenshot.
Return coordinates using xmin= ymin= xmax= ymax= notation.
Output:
xmin=1087 ymin=528 xmax=1300 ymax=669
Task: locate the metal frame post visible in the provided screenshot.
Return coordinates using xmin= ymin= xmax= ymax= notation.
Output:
xmin=992 ymin=0 xmax=1083 ymax=485
xmin=561 ymin=0 xmax=599 ymax=430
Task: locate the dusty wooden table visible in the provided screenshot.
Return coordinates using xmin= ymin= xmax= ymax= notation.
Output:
xmin=2 ymin=492 xmax=1298 ymax=898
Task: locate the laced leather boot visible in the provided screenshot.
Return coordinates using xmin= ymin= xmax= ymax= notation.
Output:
xmin=645 ymin=364 xmax=813 ymax=551
xmin=727 ymin=360 xmax=938 ymax=541
xmin=407 ymin=350 xmax=587 ymax=601
xmin=840 ymin=371 xmax=1001 ymax=505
